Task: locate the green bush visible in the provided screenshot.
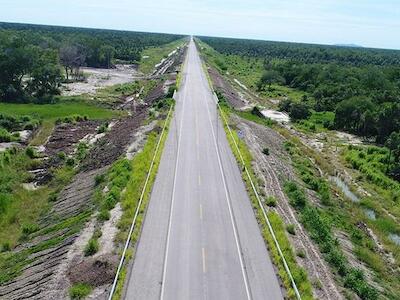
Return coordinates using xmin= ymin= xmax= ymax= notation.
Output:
xmin=69 ymin=283 xmax=92 ymax=299
xmin=0 ymin=128 xmax=13 ymax=142
xmin=262 ymin=147 xmax=270 ymax=155
xmin=84 ymin=238 xmax=99 ymax=256
xmin=286 ymin=224 xmax=296 ymax=235
xmin=97 ymin=122 xmax=109 ymax=134
xmin=58 ymin=151 xmax=66 ymax=160
xmin=94 ymin=174 xmax=105 ymax=186
xmin=98 ymin=209 xmax=110 ymax=221
xmin=265 ymin=196 xmax=277 ymax=207
xmin=25 ymin=147 xmax=36 ymax=159
xmin=66 ymin=158 xmax=75 ymax=166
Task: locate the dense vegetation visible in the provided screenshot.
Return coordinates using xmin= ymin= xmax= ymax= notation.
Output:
xmin=199 ymin=36 xmax=400 ymax=176
xmin=199 ymin=36 xmax=400 ymax=66
xmin=0 ymin=22 xmax=183 ymax=102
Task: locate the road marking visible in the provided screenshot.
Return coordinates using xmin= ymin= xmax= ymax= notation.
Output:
xmin=200 ymin=204 xmax=203 ymax=220
xmin=202 ymin=247 xmax=207 ymax=273
xmin=160 ymin=60 xmax=189 ymax=300
xmin=198 ymin=174 xmax=201 ymax=186
xmin=201 ymin=64 xmax=252 ymax=299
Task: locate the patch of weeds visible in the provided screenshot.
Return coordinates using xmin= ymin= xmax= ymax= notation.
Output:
xmin=265 ymin=196 xmax=277 ymax=207
xmin=84 ymin=237 xmax=99 ymax=256
xmin=69 ymin=283 xmax=92 ymax=299
xmin=296 ymin=249 xmax=306 ymax=258
xmin=286 ymin=224 xmax=296 ymax=235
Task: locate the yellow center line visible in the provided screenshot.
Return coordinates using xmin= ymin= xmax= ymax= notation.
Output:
xmin=202 ymin=247 xmax=206 ymax=273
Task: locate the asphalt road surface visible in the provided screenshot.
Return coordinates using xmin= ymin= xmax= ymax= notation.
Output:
xmin=125 ymin=39 xmax=283 ymax=300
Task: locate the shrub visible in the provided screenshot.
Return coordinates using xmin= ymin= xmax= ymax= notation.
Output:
xmin=0 ymin=128 xmax=13 ymax=142
xmin=69 ymin=283 xmax=92 ymax=299
xmin=48 ymin=191 xmax=58 ymax=202
xmin=286 ymin=224 xmax=296 ymax=235
xmin=84 ymin=238 xmax=99 ymax=256
xmin=94 ymin=174 xmax=105 ymax=186
xmin=25 ymin=147 xmax=36 ymax=159
xmin=1 ymin=241 xmax=11 ymax=252
xmin=265 ymin=196 xmax=277 ymax=207
xmin=66 ymin=158 xmax=75 ymax=166
xmin=98 ymin=209 xmax=110 ymax=221
xmin=296 ymin=249 xmax=306 ymax=258
xmin=58 ymin=151 xmax=66 ymax=160
xmin=97 ymin=123 xmax=109 ymax=134
xmin=21 ymin=223 xmax=39 ymax=235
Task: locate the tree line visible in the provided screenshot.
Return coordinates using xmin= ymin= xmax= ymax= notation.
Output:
xmin=199 ymin=36 xmax=400 ymax=66
xmin=0 ymin=22 xmax=183 ymax=103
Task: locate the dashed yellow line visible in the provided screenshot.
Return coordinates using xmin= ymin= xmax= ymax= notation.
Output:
xmin=202 ymin=247 xmax=206 ymax=273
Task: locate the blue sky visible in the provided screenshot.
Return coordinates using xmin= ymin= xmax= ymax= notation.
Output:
xmin=1 ymin=0 xmax=399 ymax=49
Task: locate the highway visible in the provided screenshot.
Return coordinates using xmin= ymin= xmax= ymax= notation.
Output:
xmin=125 ymin=39 xmax=283 ymax=300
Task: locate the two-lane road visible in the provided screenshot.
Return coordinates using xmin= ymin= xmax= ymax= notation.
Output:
xmin=125 ymin=39 xmax=283 ymax=300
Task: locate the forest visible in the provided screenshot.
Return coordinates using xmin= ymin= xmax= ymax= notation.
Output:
xmin=0 ymin=22 xmax=183 ymax=103
xmin=200 ymin=36 xmax=400 ymax=146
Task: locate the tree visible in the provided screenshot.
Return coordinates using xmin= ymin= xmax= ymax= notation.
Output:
xmin=59 ymin=44 xmax=86 ymax=81
xmin=385 ymin=131 xmax=400 ymax=174
xmin=257 ymin=70 xmax=285 ymax=91
xmin=27 ymin=50 xmax=63 ymax=101
xmin=0 ymin=37 xmax=37 ymax=102
xmin=99 ymin=45 xmax=115 ymax=69
xmin=289 ymin=103 xmax=311 ymax=121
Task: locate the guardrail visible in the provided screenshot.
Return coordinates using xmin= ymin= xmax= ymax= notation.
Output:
xmin=108 ymin=103 xmax=174 ymax=300
xmin=213 ymin=92 xmax=302 ymax=300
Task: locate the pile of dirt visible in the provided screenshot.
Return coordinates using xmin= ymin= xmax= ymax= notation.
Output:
xmin=81 ymin=80 xmax=165 ymax=172
xmin=208 ymin=67 xmax=246 ymax=109
xmin=68 ymin=255 xmax=118 ymax=287
xmin=45 ymin=120 xmax=100 ymax=157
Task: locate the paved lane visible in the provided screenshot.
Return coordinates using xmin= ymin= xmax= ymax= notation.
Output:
xmin=125 ymin=39 xmax=283 ymax=300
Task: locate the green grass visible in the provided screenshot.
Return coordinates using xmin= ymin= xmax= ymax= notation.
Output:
xmin=69 ymin=283 xmax=92 ymax=299
xmin=0 ymin=101 xmax=116 ymax=120
xmin=139 ymin=38 xmax=187 ymax=75
xmin=0 ymin=98 xmax=118 ymax=146
xmin=295 ymin=111 xmax=335 ymax=133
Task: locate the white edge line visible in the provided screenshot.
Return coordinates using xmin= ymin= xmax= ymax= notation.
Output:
xmin=108 ymin=102 xmax=174 ymax=300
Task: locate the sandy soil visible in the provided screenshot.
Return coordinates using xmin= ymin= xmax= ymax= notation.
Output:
xmin=261 ymin=109 xmax=290 ymax=123
xmin=62 ymin=64 xmax=138 ymax=96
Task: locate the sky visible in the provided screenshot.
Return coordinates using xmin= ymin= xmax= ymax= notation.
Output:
xmin=1 ymin=0 xmax=400 ymax=49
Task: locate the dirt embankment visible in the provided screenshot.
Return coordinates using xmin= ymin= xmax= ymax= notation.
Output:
xmin=208 ymin=67 xmax=247 ymax=109
xmin=151 ymin=45 xmax=187 ymax=77
xmin=234 ymin=116 xmax=343 ymax=300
